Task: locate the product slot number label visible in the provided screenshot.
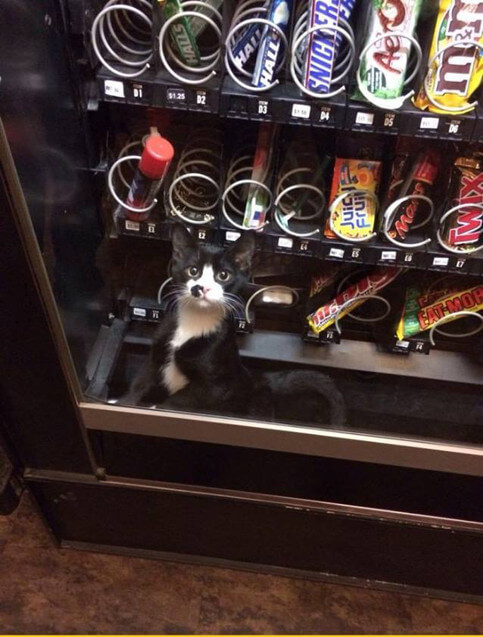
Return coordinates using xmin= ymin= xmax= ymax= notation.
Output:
xmin=383 ymin=113 xmax=396 ymax=128
xmin=319 ymin=107 xmax=331 ymax=122
xmin=291 ymin=103 xmax=311 ymax=119
xmin=196 ymin=91 xmax=207 ymax=106
xmin=147 ymin=223 xmax=156 ymax=234
xmin=257 ymin=100 xmax=269 ymax=116
xmin=167 ymin=88 xmax=186 ymax=102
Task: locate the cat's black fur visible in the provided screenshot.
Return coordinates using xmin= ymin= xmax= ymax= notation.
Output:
xmin=125 ymin=224 xmax=346 ymax=426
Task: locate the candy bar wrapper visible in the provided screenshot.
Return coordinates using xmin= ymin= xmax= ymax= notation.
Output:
xmin=252 ymin=0 xmax=293 ymax=88
xmin=414 ymin=1 xmax=483 ymax=114
xmin=307 ymin=267 xmax=401 ymax=334
xmin=442 ymin=155 xmax=483 ymax=250
xmin=161 ymin=0 xmax=201 ymax=66
xmin=397 ymin=284 xmax=483 ymax=339
xmin=189 ymin=0 xmax=223 ymax=38
xmin=243 ymin=123 xmax=279 ymax=229
xmin=230 ymin=20 xmax=263 ymax=71
xmin=325 ymin=158 xmax=381 ymax=240
xmin=355 ymin=0 xmax=422 ymax=101
xmin=309 ymin=263 xmax=354 ymax=297
xmin=386 ymin=150 xmax=440 ymax=241
xmin=303 ymin=0 xmax=356 ymax=94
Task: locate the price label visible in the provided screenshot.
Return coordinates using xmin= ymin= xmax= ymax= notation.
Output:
xmin=355 ymin=112 xmax=374 ymax=126
xmin=291 ymin=103 xmax=311 ymax=119
xmin=258 ymin=100 xmax=269 ymax=115
xmin=329 ymin=247 xmax=345 ymax=259
xmin=432 ymin=256 xmax=449 ymax=267
xmin=396 ymin=340 xmax=410 ymax=349
xmin=420 ymin=116 xmax=439 ymax=130
xmin=125 ymin=220 xmax=140 ymax=231
xmin=104 ymin=80 xmax=125 ymax=98
xmin=167 ymin=87 xmax=186 ymax=102
xmin=133 ymin=307 xmax=146 ymax=317
xmin=226 ymin=231 xmax=241 ymax=242
xmin=380 ymin=250 xmax=397 ymax=261
xmin=278 ymin=237 xmax=293 ymax=249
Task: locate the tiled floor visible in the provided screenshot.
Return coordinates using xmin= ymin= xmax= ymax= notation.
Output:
xmin=0 ymin=494 xmax=482 ymax=634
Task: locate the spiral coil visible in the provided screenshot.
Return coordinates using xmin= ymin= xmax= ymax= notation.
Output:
xmin=290 ymin=0 xmax=355 ymax=99
xmin=224 ymin=0 xmax=288 ymax=92
xmin=222 ymin=142 xmax=273 ymax=231
xmin=158 ymin=0 xmax=222 ymax=84
xmin=167 ymin=133 xmax=222 ymax=225
xmin=273 ymin=141 xmax=326 ymax=238
xmin=91 ymin=0 xmax=153 ymax=78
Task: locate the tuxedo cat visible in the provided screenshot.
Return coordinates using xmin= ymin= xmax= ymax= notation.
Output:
xmin=125 ymin=224 xmax=346 ymax=426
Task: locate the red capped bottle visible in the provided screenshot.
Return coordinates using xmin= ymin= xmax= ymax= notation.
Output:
xmin=125 ymin=132 xmax=174 ymax=221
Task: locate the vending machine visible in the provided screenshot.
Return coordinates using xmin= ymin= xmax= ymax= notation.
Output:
xmin=0 ymin=0 xmax=482 ymax=600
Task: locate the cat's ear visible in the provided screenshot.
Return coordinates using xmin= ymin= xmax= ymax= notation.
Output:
xmin=226 ymin=231 xmax=256 ymax=272
xmin=171 ymin=223 xmax=197 ymax=261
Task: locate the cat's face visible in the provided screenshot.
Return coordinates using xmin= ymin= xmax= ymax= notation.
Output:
xmin=170 ymin=223 xmax=255 ymax=311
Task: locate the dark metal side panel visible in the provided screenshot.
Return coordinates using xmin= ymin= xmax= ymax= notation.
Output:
xmin=28 ymin=479 xmax=483 ymax=597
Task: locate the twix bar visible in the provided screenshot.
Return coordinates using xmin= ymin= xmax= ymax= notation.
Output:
xmin=442 ymin=155 xmax=483 ymax=250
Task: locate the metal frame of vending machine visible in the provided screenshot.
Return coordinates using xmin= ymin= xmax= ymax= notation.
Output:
xmin=0 ymin=0 xmax=482 ymax=601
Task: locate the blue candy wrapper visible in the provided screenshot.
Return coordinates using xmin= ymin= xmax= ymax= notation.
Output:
xmin=252 ymin=0 xmax=292 ymax=87
xmin=303 ymin=0 xmax=355 ymax=94
xmin=231 ymin=23 xmax=263 ymax=70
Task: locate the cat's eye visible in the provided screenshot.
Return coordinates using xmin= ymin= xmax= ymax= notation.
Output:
xmin=217 ymin=270 xmax=230 ymax=282
xmin=187 ymin=266 xmax=199 ymax=277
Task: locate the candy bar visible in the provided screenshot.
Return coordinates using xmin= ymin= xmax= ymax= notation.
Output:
xmin=356 ymin=0 xmax=422 ymax=103
xmin=189 ymin=0 xmax=223 ymax=38
xmin=303 ymin=0 xmax=356 ymax=94
xmin=162 ymin=0 xmax=201 ymax=66
xmin=252 ymin=0 xmax=292 ymax=87
xmin=307 ymin=267 xmax=401 ymax=334
xmin=396 ymin=284 xmax=483 ymax=339
xmin=230 ymin=23 xmax=263 ymax=71
xmin=243 ymin=123 xmax=279 ymax=229
xmin=441 ymin=155 xmax=483 ymax=250
xmin=386 ymin=150 xmax=440 ymax=241
xmin=414 ymin=0 xmax=483 ymax=114
xmin=325 ymin=157 xmax=381 ymax=240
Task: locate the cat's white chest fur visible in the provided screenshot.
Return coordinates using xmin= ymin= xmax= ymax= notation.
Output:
xmin=162 ymin=304 xmax=223 ymax=395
